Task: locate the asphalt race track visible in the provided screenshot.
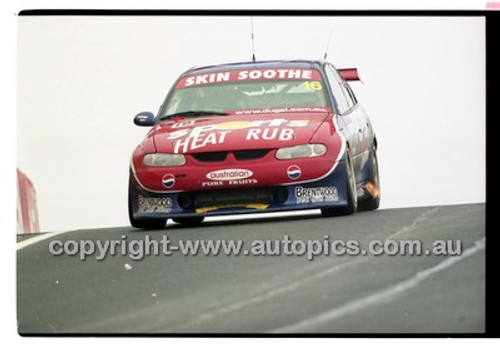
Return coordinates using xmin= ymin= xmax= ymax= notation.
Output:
xmin=17 ymin=203 xmax=485 ymax=334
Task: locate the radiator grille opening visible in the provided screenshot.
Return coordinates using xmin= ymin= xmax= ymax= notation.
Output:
xmin=233 ymin=149 xmax=270 ymax=160
xmin=191 ymin=151 xmax=228 ymax=162
xmin=194 ymin=187 xmax=273 ymax=208
xmin=191 ymin=149 xmax=270 ymax=162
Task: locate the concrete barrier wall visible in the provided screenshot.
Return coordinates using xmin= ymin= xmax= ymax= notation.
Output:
xmin=17 ymin=169 xmax=40 ymax=234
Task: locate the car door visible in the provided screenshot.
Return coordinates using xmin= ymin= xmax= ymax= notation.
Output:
xmin=342 ymin=80 xmax=374 ymax=170
xmin=324 ymin=64 xmax=365 ymax=175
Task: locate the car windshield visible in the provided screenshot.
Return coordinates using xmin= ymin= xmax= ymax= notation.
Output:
xmin=160 ymin=69 xmax=329 ymax=118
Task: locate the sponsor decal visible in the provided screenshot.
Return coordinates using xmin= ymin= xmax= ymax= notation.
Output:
xmin=202 ymin=169 xmax=257 ymax=187
xmin=168 ymin=118 xmax=308 ymax=139
xmin=228 ymin=179 xmax=258 ymax=186
xmin=206 ymin=169 xmax=253 ymax=181
xmin=137 ymin=114 xmax=149 ymax=122
xmin=295 ymin=186 xmax=339 ymax=204
xmin=201 ymin=181 xmax=225 ymax=187
xmin=172 ymin=130 xmax=229 ymax=154
xmin=287 ymin=165 xmax=302 ymax=180
xmin=175 ymin=69 xmax=322 ymax=89
xmin=168 ymin=118 xmax=308 ymax=154
xmin=162 ymin=173 xmax=176 ymax=189
xmin=170 ymin=120 xmax=195 ymax=129
xmin=201 ymin=179 xmax=258 ymax=187
xmin=195 ymin=203 xmax=269 ymax=214
xmin=245 ymin=128 xmax=294 ymax=141
xmin=138 ymin=196 xmax=173 ymax=213
xmin=233 ymin=107 xmax=329 ymax=115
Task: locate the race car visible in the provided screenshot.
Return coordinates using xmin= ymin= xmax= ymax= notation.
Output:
xmin=129 ymin=60 xmax=380 ymax=228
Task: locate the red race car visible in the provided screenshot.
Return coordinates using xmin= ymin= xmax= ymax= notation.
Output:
xmin=129 ymin=60 xmax=380 ymax=228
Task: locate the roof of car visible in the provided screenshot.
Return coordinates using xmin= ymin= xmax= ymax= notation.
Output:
xmin=183 ymin=59 xmax=327 ymax=76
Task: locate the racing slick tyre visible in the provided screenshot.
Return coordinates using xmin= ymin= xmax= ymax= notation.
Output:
xmin=358 ymin=147 xmax=381 ymax=211
xmin=172 ymin=217 xmax=205 ymax=225
xmin=128 ymin=174 xmax=167 ymax=229
xmin=321 ymin=148 xmax=358 ymax=217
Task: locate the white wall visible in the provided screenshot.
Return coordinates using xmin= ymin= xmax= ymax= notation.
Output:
xmin=17 ymin=16 xmax=485 ymax=231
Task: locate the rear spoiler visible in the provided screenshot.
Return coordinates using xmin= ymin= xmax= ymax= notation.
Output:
xmin=338 ymin=68 xmax=361 ymax=82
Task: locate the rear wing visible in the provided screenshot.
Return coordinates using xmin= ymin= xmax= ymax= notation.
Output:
xmin=338 ymin=68 xmax=361 ymax=82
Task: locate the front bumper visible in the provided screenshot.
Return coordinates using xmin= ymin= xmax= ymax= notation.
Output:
xmin=129 ymin=157 xmax=350 ymax=220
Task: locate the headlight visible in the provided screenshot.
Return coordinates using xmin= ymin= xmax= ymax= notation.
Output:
xmin=275 ymin=144 xmax=327 ymax=160
xmin=143 ymin=153 xmax=186 ymax=167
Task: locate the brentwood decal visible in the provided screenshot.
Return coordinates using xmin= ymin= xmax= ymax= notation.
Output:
xmin=138 ymin=196 xmax=173 ymax=214
xmin=175 ymin=68 xmax=323 ymax=89
xmin=295 ymin=186 xmax=339 ymax=204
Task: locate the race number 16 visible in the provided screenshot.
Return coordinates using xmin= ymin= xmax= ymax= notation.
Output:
xmin=303 ymin=81 xmax=323 ymax=91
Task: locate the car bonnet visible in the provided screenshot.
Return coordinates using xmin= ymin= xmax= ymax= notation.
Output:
xmin=152 ymin=111 xmax=332 ymax=154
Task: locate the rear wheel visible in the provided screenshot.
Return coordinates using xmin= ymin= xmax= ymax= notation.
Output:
xmin=358 ymin=147 xmax=381 ymax=211
xmin=128 ymin=173 xmax=167 ymax=229
xmin=172 ymin=217 xmax=205 ymax=225
xmin=321 ymin=148 xmax=357 ymax=217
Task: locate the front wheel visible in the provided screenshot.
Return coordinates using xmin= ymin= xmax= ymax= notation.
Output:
xmin=129 ymin=215 xmax=167 ymax=229
xmin=321 ymin=148 xmax=357 ymax=217
xmin=128 ymin=199 xmax=167 ymax=229
xmin=172 ymin=217 xmax=205 ymax=225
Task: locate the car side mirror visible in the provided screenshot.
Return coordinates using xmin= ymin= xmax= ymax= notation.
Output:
xmin=133 ymin=112 xmax=156 ymax=127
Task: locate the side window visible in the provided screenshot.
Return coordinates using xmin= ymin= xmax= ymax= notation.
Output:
xmin=331 ymin=66 xmax=357 ymax=108
xmin=325 ymin=65 xmax=351 ymax=114
xmin=344 ymin=83 xmax=358 ymax=106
